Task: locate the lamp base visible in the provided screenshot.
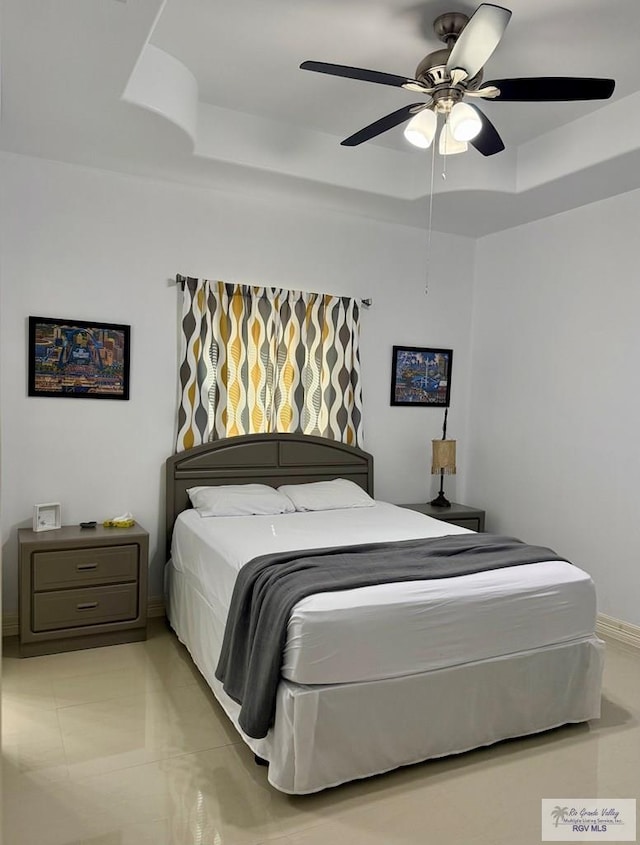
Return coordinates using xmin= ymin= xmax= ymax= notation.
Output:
xmin=429 ymin=491 xmax=452 ymax=508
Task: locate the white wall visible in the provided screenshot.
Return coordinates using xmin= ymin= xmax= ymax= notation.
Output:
xmin=467 ymin=188 xmax=640 ymax=627
xmin=0 ymin=152 xmax=476 ymax=613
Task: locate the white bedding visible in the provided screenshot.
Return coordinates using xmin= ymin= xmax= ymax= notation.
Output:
xmin=171 ymin=502 xmax=597 ymax=685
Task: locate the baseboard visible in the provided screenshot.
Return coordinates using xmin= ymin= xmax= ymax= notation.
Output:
xmin=597 ymin=612 xmax=640 ymax=650
xmin=2 ymin=597 xmax=166 ymax=639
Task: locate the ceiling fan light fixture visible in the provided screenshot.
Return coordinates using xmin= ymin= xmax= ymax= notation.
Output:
xmin=403 ymin=109 xmax=437 ymax=148
xmin=449 ymin=102 xmax=482 ymax=141
xmin=301 ymin=4 xmax=617 ymax=157
xmin=439 ymin=122 xmax=468 ymax=155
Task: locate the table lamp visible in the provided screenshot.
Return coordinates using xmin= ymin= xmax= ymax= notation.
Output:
xmin=430 ymin=409 xmax=456 ymax=508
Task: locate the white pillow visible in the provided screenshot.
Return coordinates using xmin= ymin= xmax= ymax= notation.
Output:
xmin=187 ymin=483 xmax=296 ymax=517
xmin=278 ymin=478 xmax=375 ymax=512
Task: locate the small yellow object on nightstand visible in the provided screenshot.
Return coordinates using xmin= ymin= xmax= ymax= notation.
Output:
xmin=103 ymin=512 xmax=136 ymax=528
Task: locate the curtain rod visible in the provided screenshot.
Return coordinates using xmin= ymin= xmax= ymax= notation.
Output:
xmin=174 ymin=275 xmax=372 ymax=308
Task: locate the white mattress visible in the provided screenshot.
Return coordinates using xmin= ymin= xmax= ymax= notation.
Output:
xmin=171 ymin=502 xmax=597 ymax=685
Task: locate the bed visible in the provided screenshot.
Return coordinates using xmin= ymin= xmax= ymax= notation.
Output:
xmin=164 ymin=432 xmax=604 ymax=795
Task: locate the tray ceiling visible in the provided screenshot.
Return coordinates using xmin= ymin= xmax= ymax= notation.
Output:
xmin=2 ymin=0 xmax=640 ymax=236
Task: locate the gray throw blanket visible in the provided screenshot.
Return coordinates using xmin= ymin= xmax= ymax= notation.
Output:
xmin=215 ymin=533 xmax=565 ymax=739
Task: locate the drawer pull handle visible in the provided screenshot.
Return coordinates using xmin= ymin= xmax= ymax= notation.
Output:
xmin=77 ymin=563 xmax=98 ymax=571
xmin=76 ymin=602 xmax=99 ymax=611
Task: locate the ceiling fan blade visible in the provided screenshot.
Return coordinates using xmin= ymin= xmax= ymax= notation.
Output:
xmin=446 ymin=4 xmax=512 ymax=80
xmin=300 ymin=60 xmax=423 ymax=90
xmin=482 ymin=77 xmax=616 ymax=101
xmin=468 ymin=105 xmax=505 ymax=156
xmin=341 ymin=104 xmax=428 ymax=146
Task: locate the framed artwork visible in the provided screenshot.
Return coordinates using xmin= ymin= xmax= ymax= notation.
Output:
xmin=28 ymin=316 xmax=130 ymax=400
xmin=390 ymin=345 xmax=453 ymax=407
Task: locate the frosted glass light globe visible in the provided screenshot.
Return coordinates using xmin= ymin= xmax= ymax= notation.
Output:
xmin=449 ymin=102 xmax=482 ymax=142
xmin=403 ymin=109 xmax=437 ymax=148
xmin=439 ymin=122 xmax=468 ymax=155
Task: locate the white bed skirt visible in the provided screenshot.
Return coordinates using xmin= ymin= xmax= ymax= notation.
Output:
xmin=166 ymin=562 xmax=604 ymax=795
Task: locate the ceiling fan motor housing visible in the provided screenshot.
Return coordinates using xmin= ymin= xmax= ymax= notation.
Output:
xmin=415 ymin=48 xmax=483 ymax=92
xmin=415 ymin=10 xmax=484 ymax=92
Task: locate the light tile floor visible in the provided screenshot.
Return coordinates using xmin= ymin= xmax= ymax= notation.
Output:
xmin=2 ymin=622 xmax=639 ymax=845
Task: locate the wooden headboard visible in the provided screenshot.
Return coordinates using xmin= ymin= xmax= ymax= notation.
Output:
xmin=165 ymin=433 xmax=374 ymax=555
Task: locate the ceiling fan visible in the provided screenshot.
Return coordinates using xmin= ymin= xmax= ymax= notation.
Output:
xmin=300 ymin=3 xmax=615 ymax=156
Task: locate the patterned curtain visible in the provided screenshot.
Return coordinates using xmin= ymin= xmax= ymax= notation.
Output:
xmin=176 ymin=279 xmax=363 ymax=452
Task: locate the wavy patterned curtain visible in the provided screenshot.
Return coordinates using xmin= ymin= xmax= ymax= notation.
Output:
xmin=176 ymin=279 xmax=363 ymax=452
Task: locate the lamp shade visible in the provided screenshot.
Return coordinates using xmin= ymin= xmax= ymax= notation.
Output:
xmin=449 ymin=102 xmax=482 ymax=141
xmin=403 ymin=109 xmax=437 ymax=148
xmin=439 ymin=123 xmax=467 ymax=155
xmin=431 ymin=439 xmax=457 ymax=474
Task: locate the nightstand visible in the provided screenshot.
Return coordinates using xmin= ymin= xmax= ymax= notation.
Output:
xmin=18 ymin=523 xmax=149 ymax=657
xmin=399 ymin=502 xmax=485 ymax=532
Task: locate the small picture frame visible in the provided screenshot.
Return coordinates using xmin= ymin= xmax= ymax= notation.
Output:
xmin=33 ymin=503 xmax=62 ymax=532
xmin=390 ymin=345 xmax=453 ymax=407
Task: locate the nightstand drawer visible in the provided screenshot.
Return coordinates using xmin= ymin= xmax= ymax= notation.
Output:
xmin=32 ymin=584 xmax=139 ymax=632
xmin=32 ymin=545 xmax=138 ymax=591
xmin=398 ymin=503 xmax=485 ymax=532
xmin=447 ymin=518 xmax=482 ymax=531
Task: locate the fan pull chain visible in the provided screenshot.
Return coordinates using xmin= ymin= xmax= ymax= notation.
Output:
xmin=441 ymin=116 xmax=449 ymax=181
xmin=425 ymin=132 xmax=437 ymax=296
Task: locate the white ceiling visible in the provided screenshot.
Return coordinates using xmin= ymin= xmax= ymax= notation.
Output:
xmin=2 ymin=0 xmax=640 ymax=236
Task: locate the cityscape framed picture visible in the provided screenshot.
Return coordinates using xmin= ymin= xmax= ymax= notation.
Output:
xmin=390 ymin=345 xmax=453 ymax=407
xmin=28 ymin=316 xmax=130 ymax=399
